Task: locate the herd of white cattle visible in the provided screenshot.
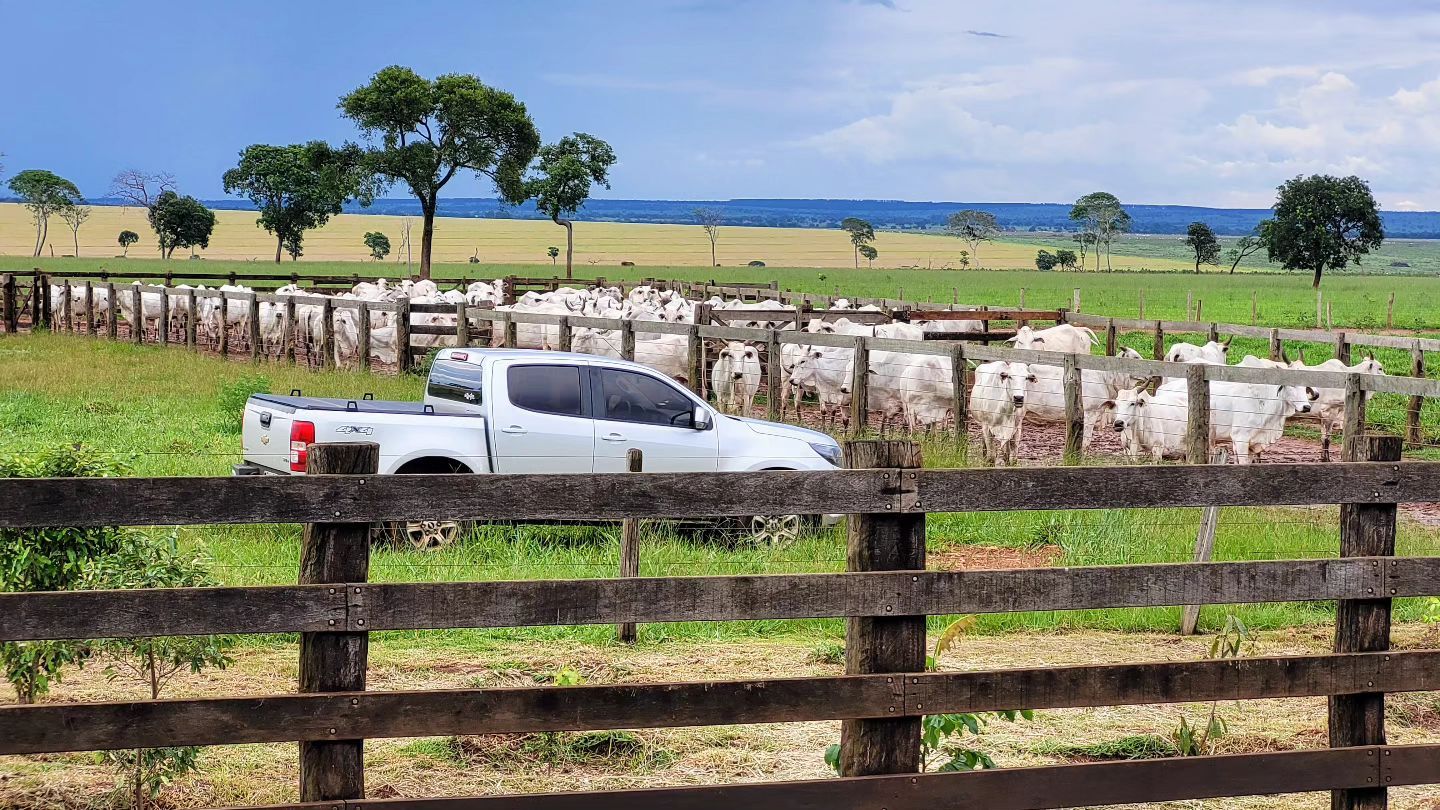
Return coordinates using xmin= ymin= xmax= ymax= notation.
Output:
xmin=51 ymin=278 xmax=1387 ymax=466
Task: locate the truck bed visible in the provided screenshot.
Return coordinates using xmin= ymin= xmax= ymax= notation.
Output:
xmin=249 ymin=394 xmax=481 ymax=417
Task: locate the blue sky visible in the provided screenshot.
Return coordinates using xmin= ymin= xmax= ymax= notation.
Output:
xmin=5 ymin=0 xmax=1440 ymax=208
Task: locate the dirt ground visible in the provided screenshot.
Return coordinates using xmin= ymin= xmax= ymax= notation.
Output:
xmin=1 ymin=628 xmax=1436 ymax=810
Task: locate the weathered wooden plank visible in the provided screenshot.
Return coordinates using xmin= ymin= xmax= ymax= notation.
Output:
xmin=212 ymin=746 xmax=1438 ymax=810
xmin=5 ymin=652 xmax=1435 ymax=755
xmin=908 ymin=309 xmax=1061 ymax=321
xmin=3 ymin=463 xmax=1440 ymax=528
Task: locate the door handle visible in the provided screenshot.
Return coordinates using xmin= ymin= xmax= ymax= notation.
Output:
xmin=501 ymin=425 xmax=528 ymax=435
xmin=601 ymin=432 xmax=626 ymax=442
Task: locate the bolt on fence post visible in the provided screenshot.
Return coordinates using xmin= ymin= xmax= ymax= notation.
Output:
xmin=617 ymin=448 xmax=644 ymax=644
xmin=1329 ymin=434 xmax=1401 ymax=810
xmin=839 ymin=439 xmax=924 ymax=777
xmin=298 ymin=441 xmax=378 ymax=802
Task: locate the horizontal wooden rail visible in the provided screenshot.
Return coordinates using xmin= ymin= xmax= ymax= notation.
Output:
xmin=0 ymin=463 xmax=1433 ymax=528
xmin=1068 ymin=311 xmax=1440 ymax=353
xmin=3 ymin=557 xmax=1435 ymax=640
xmin=3 ymin=651 xmax=1434 ymax=754
xmin=215 ymin=745 xmax=1440 ymax=810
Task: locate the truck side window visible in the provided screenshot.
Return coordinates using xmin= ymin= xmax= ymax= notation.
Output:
xmin=428 ymin=359 xmax=483 ymax=406
xmin=507 ymin=365 xmax=584 ymax=416
xmin=597 ymin=369 xmax=693 ymax=427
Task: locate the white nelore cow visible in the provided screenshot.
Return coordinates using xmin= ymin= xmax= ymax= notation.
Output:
xmin=1203 ymin=380 xmax=1316 ymax=464
xmin=1165 ymin=338 xmax=1231 ymax=365
xmin=1009 ymin=324 xmax=1099 ymax=354
xmin=787 ymin=345 xmax=853 ymax=429
xmin=1100 ymin=385 xmax=1190 ymax=462
xmin=1023 ymin=347 xmax=1148 ymax=451
xmin=897 ymin=354 xmax=953 ymax=431
xmin=710 ymin=342 xmax=762 ymax=416
xmin=1285 ymin=353 xmax=1385 ymax=460
xmin=970 ymin=361 xmax=1032 ymax=466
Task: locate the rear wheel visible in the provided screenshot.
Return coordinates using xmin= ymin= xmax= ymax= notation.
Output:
xmin=373 ymin=457 xmax=474 ymax=551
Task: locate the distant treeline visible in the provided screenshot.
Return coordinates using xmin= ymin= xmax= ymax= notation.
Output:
xmin=25 ymin=196 xmax=1440 ymax=238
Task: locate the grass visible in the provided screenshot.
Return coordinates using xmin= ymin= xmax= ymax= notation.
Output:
xmin=2 ymin=332 xmax=1437 ymax=645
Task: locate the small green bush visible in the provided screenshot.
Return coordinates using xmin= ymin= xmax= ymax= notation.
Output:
xmin=215 ymin=374 xmax=270 ymax=433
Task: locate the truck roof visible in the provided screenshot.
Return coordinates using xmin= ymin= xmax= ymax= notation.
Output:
xmin=436 ymin=348 xmax=664 ymax=375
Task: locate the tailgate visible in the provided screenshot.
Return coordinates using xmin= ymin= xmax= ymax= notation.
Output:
xmin=242 ymin=399 xmax=297 ymax=473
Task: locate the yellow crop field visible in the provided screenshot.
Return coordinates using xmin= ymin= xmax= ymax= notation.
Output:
xmin=0 ymin=202 xmax=1198 ymax=271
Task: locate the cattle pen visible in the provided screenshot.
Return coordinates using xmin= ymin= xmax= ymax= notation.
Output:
xmin=0 ymin=438 xmax=1438 ymax=809
xmin=5 ymin=270 xmax=1440 ymax=463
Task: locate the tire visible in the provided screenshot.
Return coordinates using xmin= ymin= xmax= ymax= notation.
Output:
xmin=373 ymin=457 xmax=475 ymax=551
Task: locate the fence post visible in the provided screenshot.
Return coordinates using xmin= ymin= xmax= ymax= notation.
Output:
xmin=1340 ymin=373 xmax=1367 ymax=463
xmin=131 ymin=286 xmax=143 ymax=345
xmin=30 ymin=273 xmax=44 ymax=329
xmin=358 ymin=303 xmax=371 ymax=372
xmin=1180 ymin=446 xmax=1227 ymax=635
xmin=83 ymin=281 xmax=94 ymax=334
xmin=104 ymin=283 xmax=116 ymax=340
xmin=1104 ymin=318 xmax=1117 ymax=356
xmin=320 ymin=298 xmax=335 ymax=369
xmin=501 ymin=313 xmax=517 ymax=351
xmin=1406 ymin=342 xmax=1424 ymax=447
xmin=283 ymin=296 xmax=297 ymax=365
xmin=1207 ymin=322 xmax=1218 ymax=344
xmin=839 ymin=439 xmax=924 ymax=777
xmin=1185 ymin=364 xmax=1210 ymax=464
xmin=617 ymin=448 xmax=644 ymax=643
xmin=1152 ymin=321 xmax=1165 ymax=361
xmin=1137 ymin=288 xmax=1145 ymax=320
xmin=1 ymin=274 xmax=14 ymax=333
xmin=1251 ymin=290 xmax=1258 ymax=325
xmin=849 ymin=336 xmax=870 ymax=434
xmin=298 ymin=441 xmax=378 ymax=802
xmin=395 ymin=298 xmax=412 ymax=374
xmin=1072 ymin=287 xmax=1081 ymax=314
xmin=1316 ymin=289 xmax=1323 ymax=330
xmin=766 ymin=329 xmax=782 ymax=422
xmin=950 ymin=344 xmax=968 ymax=450
xmin=454 ymin=301 xmax=469 ymax=347
xmin=1185 ymin=291 xmax=1193 ymax=321
xmin=1269 ymin=328 xmax=1282 ymax=362
xmin=687 ymin=323 xmax=704 ymax=396
xmin=208 ymin=293 xmax=224 ymax=356
xmin=1335 ymin=331 xmax=1350 ymax=365
xmin=620 ymin=319 xmax=636 ymax=362
xmin=157 ymin=288 xmax=169 ymax=346
xmin=557 ymin=315 xmax=572 ymax=353
xmin=1329 ymin=434 xmax=1401 ymax=810
xmin=1062 ymin=353 xmax=1083 ymax=464
xmin=247 ymin=295 xmax=261 ymax=362
xmin=60 ymin=279 xmax=72 ymax=332
xmin=1386 ymin=292 xmax=1395 ymax=329
xmin=185 ymin=288 xmax=198 ymax=350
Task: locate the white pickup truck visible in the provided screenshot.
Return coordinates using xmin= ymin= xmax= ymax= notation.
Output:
xmin=237 ymin=349 xmax=843 ymax=544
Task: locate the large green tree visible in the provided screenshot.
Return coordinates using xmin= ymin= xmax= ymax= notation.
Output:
xmin=222 ymin=141 xmax=376 ymax=263
xmin=1263 ymin=174 xmax=1383 ymax=288
xmin=339 ymin=66 xmax=540 ymax=279
xmin=527 ymin=133 xmax=616 ymax=279
xmin=1069 ymin=192 xmax=1130 ymax=271
xmin=841 ymin=217 xmax=875 ymax=269
xmin=147 ymin=191 xmax=216 ymax=259
xmin=7 ymin=170 xmax=82 ymax=256
xmin=1182 ymin=222 xmax=1220 ymax=274
xmin=945 ymin=210 xmax=999 ymax=267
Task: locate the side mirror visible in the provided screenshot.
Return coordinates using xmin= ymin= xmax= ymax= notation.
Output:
xmin=692 ymin=406 xmax=713 ymax=431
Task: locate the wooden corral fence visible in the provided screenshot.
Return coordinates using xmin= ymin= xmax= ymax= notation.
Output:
xmin=0 ymin=439 xmax=1438 ymax=809
xmin=8 ymin=273 xmax=1440 ymax=456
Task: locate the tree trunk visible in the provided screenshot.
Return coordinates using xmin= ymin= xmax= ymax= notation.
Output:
xmin=275 ymin=236 xmax=284 ymax=264
xmin=853 ymin=245 xmax=858 ymax=269
xmin=710 ymin=237 xmax=716 ymax=267
xmin=1313 ymin=267 xmax=1323 ymax=289
xmin=419 ymin=199 xmax=437 ymax=280
xmin=73 ymin=230 xmax=80 ymax=257
xmin=554 ymin=214 xmax=574 ymax=279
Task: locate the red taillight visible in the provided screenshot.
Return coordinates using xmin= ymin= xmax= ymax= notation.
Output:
xmin=451 ymin=351 xmax=469 ymax=362
xmin=290 ymin=420 xmax=316 ymax=472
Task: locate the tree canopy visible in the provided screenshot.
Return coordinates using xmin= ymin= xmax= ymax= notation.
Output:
xmin=118 ymin=230 xmax=140 ymax=257
xmin=222 ymin=141 xmax=376 ymax=263
xmin=1183 ymin=222 xmax=1220 ymax=273
xmin=363 ymin=231 xmax=391 ymax=261
xmin=526 ymin=133 xmax=616 ymax=278
xmin=945 ymin=210 xmax=999 ymax=266
xmin=1263 ymin=174 xmax=1384 ymax=288
xmin=339 ymin=66 xmax=541 ymax=278
xmin=1069 ymin=192 xmax=1131 ymax=271
xmin=694 ymin=207 xmax=724 ymax=267
xmin=841 ymin=217 xmax=876 ymax=269
xmin=146 ymin=191 xmax=216 ymax=259
xmin=7 ymin=170 xmax=82 ymax=256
